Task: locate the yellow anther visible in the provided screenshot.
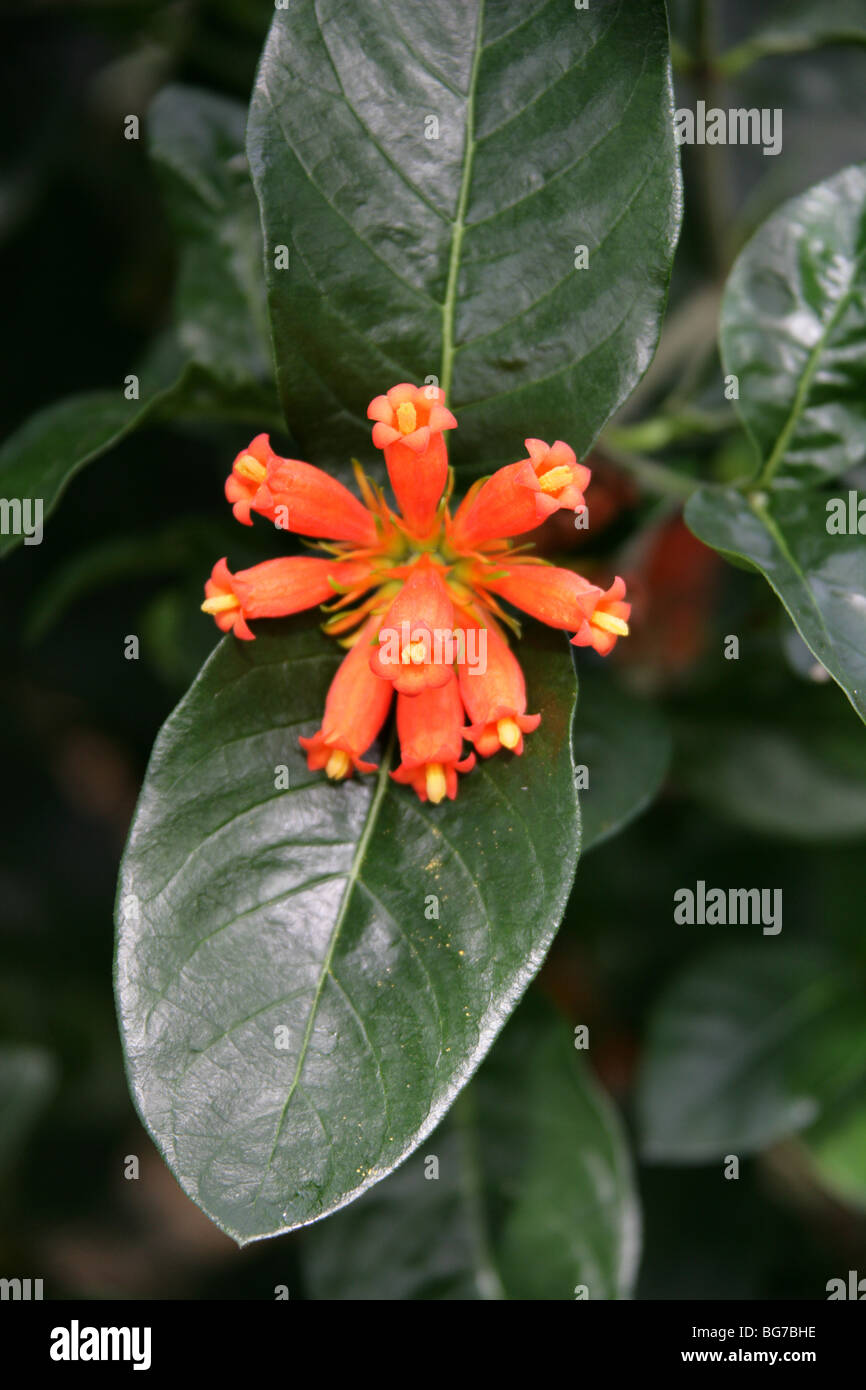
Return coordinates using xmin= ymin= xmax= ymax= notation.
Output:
xmin=325 ymin=748 xmax=352 ymax=780
xmin=425 ymin=763 xmax=447 ymax=804
xmin=201 ymin=593 xmax=240 ymax=615
xmin=401 ymin=640 xmax=427 ymax=665
xmin=591 ymin=611 xmax=630 ymax=637
xmin=497 ymin=717 xmax=522 ymax=750
xmin=234 ymin=453 xmax=268 ymax=483
xmin=396 ymin=401 xmax=417 ymax=434
xmin=537 ymin=465 xmax=574 ymax=495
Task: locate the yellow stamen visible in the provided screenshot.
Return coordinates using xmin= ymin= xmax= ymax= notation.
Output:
xmin=401 ymin=640 xmax=427 ymax=665
xmin=325 ymin=748 xmax=352 ymax=780
xmin=497 ymin=717 xmax=522 ymax=750
xmin=395 ymin=401 xmax=417 ymax=435
xmin=234 ymin=453 xmax=268 ymax=484
xmin=201 ymin=593 xmax=240 ymax=615
xmin=537 ymin=465 xmax=574 ymax=495
xmin=425 ymin=762 xmax=447 ymax=804
xmin=591 ymin=610 xmax=630 ymax=637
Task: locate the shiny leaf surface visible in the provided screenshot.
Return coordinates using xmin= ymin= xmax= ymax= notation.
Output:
xmin=115 ymin=620 xmax=579 ymax=1241
xmin=303 ymin=1004 xmax=640 ymax=1299
xmin=247 ymin=0 xmax=681 ymax=471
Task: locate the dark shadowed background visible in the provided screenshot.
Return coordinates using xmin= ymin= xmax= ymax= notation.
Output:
xmin=2 ymin=0 xmax=865 ymax=1299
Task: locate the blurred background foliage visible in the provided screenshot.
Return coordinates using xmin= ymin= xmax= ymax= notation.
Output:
xmin=1 ymin=0 xmax=865 ymax=1298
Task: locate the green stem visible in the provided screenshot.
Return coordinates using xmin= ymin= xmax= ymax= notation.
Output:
xmin=692 ymin=0 xmax=731 ymax=278
xmin=717 ymin=36 xmax=816 ymax=80
xmin=605 ymin=409 xmax=733 ymax=454
xmin=596 ymin=441 xmax=700 ymax=500
xmin=670 ymin=36 xmax=696 ymax=75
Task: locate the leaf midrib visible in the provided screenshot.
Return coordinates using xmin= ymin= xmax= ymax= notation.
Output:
xmin=440 ymin=0 xmax=485 ymax=400
xmin=747 ymin=492 xmax=840 ymax=657
xmin=253 ymin=726 xmax=396 ymax=1203
xmin=754 ymin=243 xmax=866 ymax=487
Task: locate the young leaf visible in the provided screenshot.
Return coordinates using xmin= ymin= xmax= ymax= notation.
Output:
xmin=302 ymin=1003 xmax=640 ymax=1300
xmin=115 ymin=620 xmax=579 ymax=1242
xmin=685 ymin=486 xmax=866 ymax=722
xmin=721 ymin=162 xmax=866 ymax=487
xmin=638 ymin=944 xmax=866 ymax=1162
xmin=247 ymin=0 xmax=681 ymax=471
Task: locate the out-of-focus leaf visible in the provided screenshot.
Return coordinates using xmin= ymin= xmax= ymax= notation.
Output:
xmin=638 ymin=944 xmax=866 ymax=1162
xmin=676 ymin=712 xmax=866 ymax=842
xmin=801 ymin=1097 xmax=866 ymax=1210
xmin=247 ymin=0 xmax=681 ymax=472
xmin=115 ymin=621 xmax=579 ymax=1242
xmin=148 ymin=85 xmax=275 ymax=395
xmin=721 ymin=162 xmax=866 ymax=486
xmin=0 ymin=381 xmax=184 ymax=560
xmin=0 ymin=1045 xmax=57 ymax=1174
xmin=0 ymin=88 xmax=281 ymax=560
xmin=25 ymin=517 xmax=242 ymax=642
xmin=574 ymin=671 xmax=671 ymax=852
xmin=685 ymin=486 xmax=866 ymax=722
xmin=721 ymin=1 xmax=866 ymax=78
xmin=138 ymin=585 xmax=222 ymax=690
xmin=302 ymin=1003 xmax=639 ymax=1300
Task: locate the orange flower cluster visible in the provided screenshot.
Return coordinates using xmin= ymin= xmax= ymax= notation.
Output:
xmin=202 ymin=383 xmax=630 ymax=803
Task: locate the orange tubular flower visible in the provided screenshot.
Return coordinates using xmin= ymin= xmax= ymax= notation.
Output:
xmin=201 ymin=556 xmax=372 ymax=641
xmin=299 ymin=617 xmax=393 ymax=780
xmin=225 ymin=433 xmax=378 ymax=546
xmin=367 ymin=382 xmax=456 ymax=536
xmin=369 ymin=560 xmax=455 ymax=695
xmin=451 ymin=439 xmax=591 ymax=549
xmin=201 ymin=383 xmax=631 ymax=801
xmin=391 ymin=673 xmax=475 ymax=804
xmin=480 ymin=563 xmax=601 ymax=632
xmin=457 ymin=618 xmax=541 ymax=757
xmin=262 ymin=455 xmax=379 ymax=546
xmin=570 ymin=575 xmax=632 ymax=656
xmin=225 ymin=433 xmax=273 ymax=526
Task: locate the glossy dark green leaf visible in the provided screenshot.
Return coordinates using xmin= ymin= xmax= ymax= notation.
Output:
xmin=115 ymin=621 xmax=579 ymax=1242
xmin=247 ymin=0 xmax=681 ymax=471
xmin=0 ymin=1045 xmax=57 ymax=1175
xmin=638 ymin=944 xmax=866 ymax=1162
xmin=721 ymin=162 xmax=866 ymax=486
xmin=685 ymin=485 xmax=866 ymax=722
xmin=574 ymin=671 xmax=671 ymax=853
xmin=302 ymin=1003 xmax=639 ymax=1300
